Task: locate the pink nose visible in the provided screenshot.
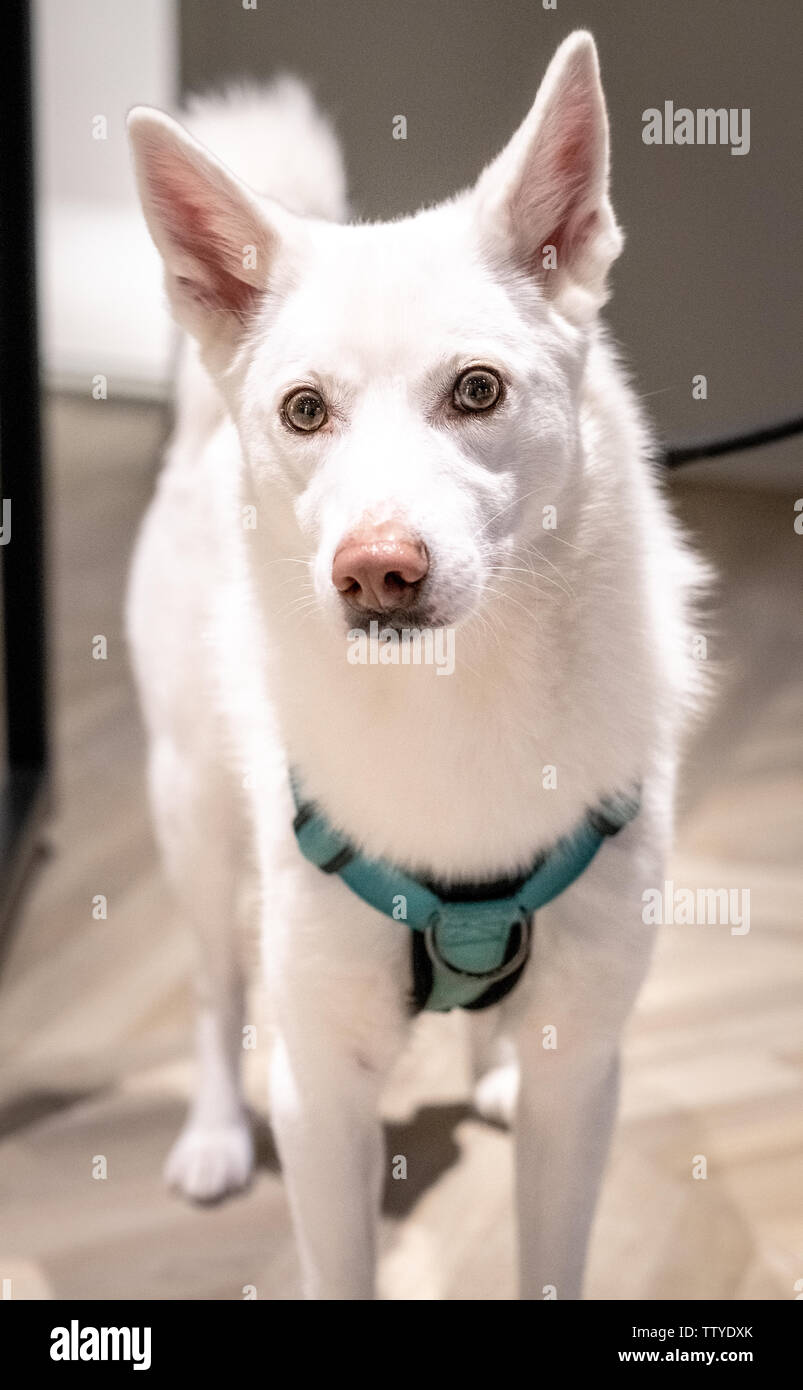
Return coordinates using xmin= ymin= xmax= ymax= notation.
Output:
xmin=332 ymin=520 xmax=429 ymax=612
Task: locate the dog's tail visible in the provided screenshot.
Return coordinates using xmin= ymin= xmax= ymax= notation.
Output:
xmin=180 ymin=76 xmax=348 ymax=222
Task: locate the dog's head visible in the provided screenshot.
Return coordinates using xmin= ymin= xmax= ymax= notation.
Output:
xmin=129 ymin=32 xmax=621 ymax=634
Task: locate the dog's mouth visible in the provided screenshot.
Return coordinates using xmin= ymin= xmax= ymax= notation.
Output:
xmin=341 ymin=604 xmax=451 ymax=634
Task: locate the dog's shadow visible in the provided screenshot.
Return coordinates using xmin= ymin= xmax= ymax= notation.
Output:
xmin=0 ymin=1089 xmax=473 ymax=1226
xmin=381 ymin=1102 xmax=472 ymax=1218
xmin=253 ymin=1101 xmax=472 ymax=1219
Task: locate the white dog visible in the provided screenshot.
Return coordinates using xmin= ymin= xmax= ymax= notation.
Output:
xmin=126 ymin=32 xmax=705 ymax=1299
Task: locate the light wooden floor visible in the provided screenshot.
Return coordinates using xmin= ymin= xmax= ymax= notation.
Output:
xmin=0 ymin=395 xmax=800 ymax=1300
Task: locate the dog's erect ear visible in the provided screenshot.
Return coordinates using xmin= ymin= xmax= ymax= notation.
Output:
xmin=128 ymin=106 xmax=280 ymax=347
xmin=473 ymin=31 xmax=622 ymax=316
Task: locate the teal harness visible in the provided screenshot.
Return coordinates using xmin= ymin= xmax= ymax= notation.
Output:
xmin=291 ymin=777 xmax=640 ymax=1013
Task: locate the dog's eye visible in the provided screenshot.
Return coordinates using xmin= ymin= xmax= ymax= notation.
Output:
xmin=454 ymin=368 xmax=502 ymax=413
xmin=283 ymin=388 xmax=327 ymax=433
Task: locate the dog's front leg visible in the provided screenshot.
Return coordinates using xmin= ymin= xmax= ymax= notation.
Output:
xmin=514 ymin=1029 xmax=623 ymax=1300
xmin=269 ymin=1022 xmax=400 ymax=1300
xmin=511 ymin=820 xmax=662 ymax=1300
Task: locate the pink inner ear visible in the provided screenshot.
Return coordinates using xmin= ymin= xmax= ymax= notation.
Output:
xmin=512 ymin=90 xmax=601 ymax=279
xmin=147 ymin=150 xmax=261 ymax=317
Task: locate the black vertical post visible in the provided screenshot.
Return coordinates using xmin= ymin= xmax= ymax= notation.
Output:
xmin=0 ymin=0 xmax=50 ymax=938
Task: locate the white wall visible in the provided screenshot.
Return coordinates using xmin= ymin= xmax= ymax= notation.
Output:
xmin=34 ymin=0 xmax=178 ymax=394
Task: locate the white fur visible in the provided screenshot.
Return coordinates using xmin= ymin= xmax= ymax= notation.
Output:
xmin=126 ymin=34 xmax=707 ymax=1299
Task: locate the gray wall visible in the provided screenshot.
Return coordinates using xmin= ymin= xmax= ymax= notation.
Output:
xmin=181 ymin=0 xmax=803 ymax=485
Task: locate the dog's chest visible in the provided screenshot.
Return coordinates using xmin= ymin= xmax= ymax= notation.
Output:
xmin=277 ymin=665 xmax=608 ymax=881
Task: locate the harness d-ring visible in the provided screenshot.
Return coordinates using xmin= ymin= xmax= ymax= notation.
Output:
xmin=423 ymin=907 xmax=532 ymax=984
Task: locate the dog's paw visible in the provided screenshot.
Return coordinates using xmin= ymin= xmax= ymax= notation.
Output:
xmin=164 ymin=1121 xmax=254 ymax=1203
xmin=473 ymin=1062 xmax=519 ymax=1129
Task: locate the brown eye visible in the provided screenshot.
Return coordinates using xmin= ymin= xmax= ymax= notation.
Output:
xmin=283 ymin=388 xmax=327 ymax=432
xmin=454 ymin=367 xmax=502 ymax=413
